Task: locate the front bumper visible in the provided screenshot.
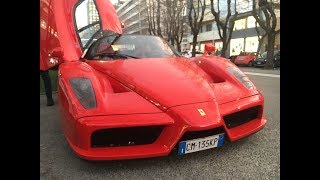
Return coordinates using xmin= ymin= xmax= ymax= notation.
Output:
xmin=254 ymin=59 xmax=266 ymax=67
xmin=234 ymin=61 xmax=249 ymax=65
xmin=64 ymin=95 xmax=267 ymax=160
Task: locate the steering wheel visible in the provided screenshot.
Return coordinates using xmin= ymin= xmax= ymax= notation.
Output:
xmin=85 ymin=36 xmax=115 ymax=59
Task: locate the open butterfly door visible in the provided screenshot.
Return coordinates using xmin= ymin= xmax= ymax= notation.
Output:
xmin=40 ymin=0 xmax=122 ymax=70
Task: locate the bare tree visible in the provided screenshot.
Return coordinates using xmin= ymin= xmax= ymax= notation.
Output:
xmin=156 ymin=0 xmax=163 ymax=37
xmin=188 ymin=0 xmax=207 ymax=57
xmin=146 ymin=0 xmax=163 ymax=37
xmin=164 ymin=0 xmax=175 ymax=45
xmin=173 ymin=4 xmax=187 ymax=52
xmin=255 ymin=21 xmax=267 ymax=55
xmin=210 ymin=0 xmax=238 ymax=58
xmin=166 ymin=0 xmax=186 ymax=51
xmin=146 ymin=0 xmax=186 ymax=52
xmin=255 ymin=21 xmax=279 ymax=56
xmin=146 ymin=0 xmax=157 ymax=35
xmin=252 ymin=0 xmax=279 ymax=69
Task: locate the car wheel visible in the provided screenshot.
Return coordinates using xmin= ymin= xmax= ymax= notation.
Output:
xmin=248 ymin=61 xmax=253 ymax=67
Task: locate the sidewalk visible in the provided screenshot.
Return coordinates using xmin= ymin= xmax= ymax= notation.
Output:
xmin=239 ymin=67 xmax=280 ymax=75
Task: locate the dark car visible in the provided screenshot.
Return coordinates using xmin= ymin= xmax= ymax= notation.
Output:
xmin=254 ymin=50 xmax=280 ymax=68
xmin=228 ymin=55 xmax=237 ymax=63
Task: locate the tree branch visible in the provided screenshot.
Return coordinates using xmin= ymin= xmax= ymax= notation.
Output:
xmin=252 ymin=0 xmax=268 ymax=31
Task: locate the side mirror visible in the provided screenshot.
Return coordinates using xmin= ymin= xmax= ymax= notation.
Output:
xmin=50 ymin=47 xmax=64 ymax=58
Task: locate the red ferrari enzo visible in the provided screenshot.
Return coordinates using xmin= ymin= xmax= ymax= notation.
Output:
xmin=41 ymin=0 xmax=266 ymax=160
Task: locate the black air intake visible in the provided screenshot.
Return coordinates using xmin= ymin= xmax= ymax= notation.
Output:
xmin=180 ymin=126 xmax=225 ymax=141
xmin=91 ymin=126 xmax=164 ymax=148
xmin=224 ymin=106 xmax=261 ymax=129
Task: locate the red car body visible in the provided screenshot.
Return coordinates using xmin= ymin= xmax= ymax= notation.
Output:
xmin=40 ymin=0 xmax=64 ymax=70
xmin=40 ymin=0 xmax=267 ymax=160
xmin=234 ymin=52 xmax=257 ymax=66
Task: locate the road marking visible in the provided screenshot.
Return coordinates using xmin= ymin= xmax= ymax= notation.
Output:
xmin=244 ymin=72 xmax=280 ymax=78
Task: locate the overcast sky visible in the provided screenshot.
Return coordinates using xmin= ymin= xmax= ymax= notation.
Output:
xmin=75 ymin=0 xmax=119 ymax=29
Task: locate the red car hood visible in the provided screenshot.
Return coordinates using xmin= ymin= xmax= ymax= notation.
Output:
xmin=87 ymin=57 xmax=217 ymax=109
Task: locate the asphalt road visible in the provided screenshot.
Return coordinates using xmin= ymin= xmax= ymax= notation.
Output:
xmin=40 ymin=67 xmax=280 ymax=180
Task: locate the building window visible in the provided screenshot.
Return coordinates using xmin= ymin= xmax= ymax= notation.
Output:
xmin=230 ymin=38 xmax=244 ymax=56
xmin=245 ymin=36 xmax=259 ymax=52
xmin=247 ymin=16 xmax=258 ymax=28
xmin=206 ymin=24 xmax=212 ymax=32
xmin=233 ymin=18 xmax=246 ymax=30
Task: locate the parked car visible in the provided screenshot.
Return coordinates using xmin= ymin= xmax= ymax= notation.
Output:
xmin=254 ymin=50 xmax=280 ymax=68
xmin=234 ymin=52 xmax=257 ymax=66
xmin=41 ymin=0 xmax=267 ymax=161
xmin=228 ymin=55 xmax=237 ymax=63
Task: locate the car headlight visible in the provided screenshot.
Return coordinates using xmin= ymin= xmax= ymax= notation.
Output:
xmin=69 ymin=78 xmax=96 ymax=109
xmin=226 ymin=66 xmax=254 ymax=90
xmin=264 ymin=59 xmax=267 ymax=62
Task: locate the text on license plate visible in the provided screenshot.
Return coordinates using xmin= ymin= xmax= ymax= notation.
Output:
xmin=178 ymin=133 xmax=224 ymax=155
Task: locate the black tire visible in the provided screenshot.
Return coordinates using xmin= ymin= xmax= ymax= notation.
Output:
xmin=248 ymin=61 xmax=253 ymax=67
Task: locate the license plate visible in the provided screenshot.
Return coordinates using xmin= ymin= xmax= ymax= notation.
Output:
xmin=257 ymin=62 xmax=261 ymax=64
xmin=178 ymin=133 xmax=224 ymax=155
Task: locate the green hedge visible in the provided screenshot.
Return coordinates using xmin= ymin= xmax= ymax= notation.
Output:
xmin=40 ymin=70 xmax=58 ymax=95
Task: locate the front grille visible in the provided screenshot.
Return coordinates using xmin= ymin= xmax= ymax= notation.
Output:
xmin=224 ymin=106 xmax=261 ymax=129
xmin=91 ymin=126 xmax=164 ymax=148
xmin=180 ymin=126 xmax=225 ymax=141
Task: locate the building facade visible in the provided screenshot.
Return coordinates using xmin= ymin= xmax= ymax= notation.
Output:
xmin=113 ymin=0 xmax=126 ymax=9
xmin=116 ymin=0 xmax=148 ymax=34
xmin=186 ymin=0 xmax=280 ymax=57
xmin=87 ymin=0 xmax=99 ymax=24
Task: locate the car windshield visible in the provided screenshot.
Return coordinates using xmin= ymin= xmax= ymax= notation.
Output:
xmin=85 ymin=33 xmax=181 ymax=60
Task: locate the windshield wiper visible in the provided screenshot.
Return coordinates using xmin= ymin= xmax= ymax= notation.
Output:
xmin=92 ymin=52 xmax=139 ymax=59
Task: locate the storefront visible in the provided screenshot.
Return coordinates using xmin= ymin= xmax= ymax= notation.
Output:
xmin=214 ymin=40 xmax=223 ymax=51
xmin=245 ymin=36 xmax=259 ymax=53
xmin=230 ymin=38 xmax=244 ymax=56
xmin=230 ymin=36 xmax=259 ymax=56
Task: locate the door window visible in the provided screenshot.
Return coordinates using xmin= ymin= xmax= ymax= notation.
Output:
xmin=74 ymin=0 xmax=101 ymax=49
